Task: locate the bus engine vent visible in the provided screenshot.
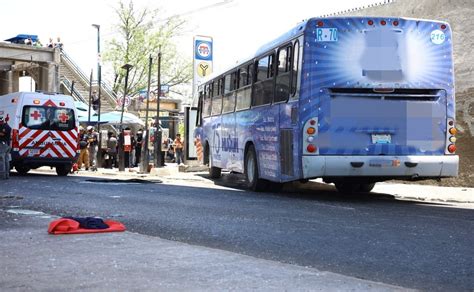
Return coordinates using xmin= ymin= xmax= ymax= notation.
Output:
xmin=328 ymin=88 xmax=442 ymax=101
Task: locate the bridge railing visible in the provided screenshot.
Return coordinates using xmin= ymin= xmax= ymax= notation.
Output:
xmin=59 ymin=49 xmax=118 ymax=106
xmin=61 ymin=77 xmax=87 ymax=103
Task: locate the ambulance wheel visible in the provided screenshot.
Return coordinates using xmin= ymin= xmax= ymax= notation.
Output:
xmin=56 ymin=164 xmax=71 ymax=176
xmin=15 ymin=165 xmax=30 ymax=175
xmin=245 ymin=145 xmax=266 ymax=192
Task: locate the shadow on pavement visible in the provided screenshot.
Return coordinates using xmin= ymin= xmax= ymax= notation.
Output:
xmin=196 ymin=172 xmax=453 ymax=207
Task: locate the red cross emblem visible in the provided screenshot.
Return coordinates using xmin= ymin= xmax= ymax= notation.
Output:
xmin=30 ymin=110 xmax=42 ymax=120
xmin=58 ymin=112 xmax=69 ymax=123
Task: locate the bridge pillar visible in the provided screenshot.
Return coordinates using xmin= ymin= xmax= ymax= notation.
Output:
xmin=37 ymin=62 xmax=57 ymax=93
xmin=0 ymin=70 xmax=19 ymax=95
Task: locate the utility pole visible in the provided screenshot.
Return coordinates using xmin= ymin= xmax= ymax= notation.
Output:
xmin=92 ymin=24 xmax=103 ymax=168
xmin=140 ymin=55 xmax=153 ymax=173
xmin=118 ymin=64 xmax=133 ymax=172
xmin=154 ymin=49 xmax=163 ymax=168
xmin=87 ymin=70 xmax=92 ymax=124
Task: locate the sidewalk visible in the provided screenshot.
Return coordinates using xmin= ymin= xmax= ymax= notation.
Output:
xmin=0 ymin=210 xmax=407 ymax=291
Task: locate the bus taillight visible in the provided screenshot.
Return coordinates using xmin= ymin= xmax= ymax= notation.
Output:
xmin=446 ymin=118 xmax=456 ymax=155
xmin=304 ymin=117 xmax=319 ymax=155
xmin=368 ymin=20 xmax=374 ymax=26
xmin=380 ymin=20 xmax=387 ymax=26
xmin=441 ymin=24 xmax=447 ymax=30
xmin=448 ymin=144 xmax=456 ymax=153
xmin=393 ymin=20 xmax=399 ymax=26
xmin=307 ymin=144 xmax=317 ymax=153
xmin=317 ymin=21 xmax=324 ymax=27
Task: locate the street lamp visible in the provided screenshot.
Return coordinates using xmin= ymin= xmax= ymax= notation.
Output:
xmin=154 ymin=49 xmax=163 ymax=168
xmin=92 ymin=23 xmax=102 ymax=168
xmin=118 ymin=63 xmax=133 ymax=172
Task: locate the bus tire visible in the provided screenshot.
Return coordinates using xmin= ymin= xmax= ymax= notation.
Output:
xmin=15 ymin=165 xmax=30 ymax=175
xmin=56 ymin=164 xmax=71 ymax=176
xmin=209 ymin=166 xmax=221 ymax=178
xmin=245 ymin=145 xmax=266 ymax=192
xmin=359 ymin=183 xmax=375 ymax=193
xmin=334 ymin=182 xmax=360 ymax=194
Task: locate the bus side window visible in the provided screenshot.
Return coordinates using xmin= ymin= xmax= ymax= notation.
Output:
xmin=202 ymin=85 xmax=211 ymax=118
xmin=291 ymin=40 xmax=300 ymax=97
xmin=275 ymin=44 xmax=292 ymax=103
xmin=224 ymin=74 xmax=232 ymax=94
xmin=252 ymin=55 xmax=274 ymax=106
xmin=236 ymin=64 xmax=252 ymax=111
xmin=212 ymin=78 xmax=224 ymax=116
xmin=223 ymin=72 xmax=237 ymax=113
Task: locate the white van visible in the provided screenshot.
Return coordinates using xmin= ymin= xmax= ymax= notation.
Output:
xmin=0 ymin=92 xmax=79 ymax=176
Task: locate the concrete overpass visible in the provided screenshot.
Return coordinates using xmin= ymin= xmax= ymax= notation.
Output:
xmin=0 ymin=42 xmax=60 ymax=94
xmin=0 ymin=42 xmax=117 ymax=111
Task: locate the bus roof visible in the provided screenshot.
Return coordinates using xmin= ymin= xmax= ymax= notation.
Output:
xmin=199 ymin=16 xmax=449 ymax=87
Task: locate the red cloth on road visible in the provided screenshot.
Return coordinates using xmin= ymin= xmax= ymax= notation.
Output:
xmin=48 ymin=218 xmax=126 ymax=235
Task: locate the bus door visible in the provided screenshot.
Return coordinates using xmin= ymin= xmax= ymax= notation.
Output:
xmin=209 ymin=82 xmax=223 ymax=168
xmin=276 ymin=41 xmax=301 ymax=181
xmin=221 ymin=95 xmax=237 ymax=171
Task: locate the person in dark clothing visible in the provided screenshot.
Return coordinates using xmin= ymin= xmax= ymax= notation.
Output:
xmin=0 ymin=116 xmax=12 ymax=178
xmin=0 ymin=116 xmax=11 ymax=144
xmin=134 ymin=131 xmax=143 ymax=167
xmin=106 ymin=132 xmax=118 ymax=168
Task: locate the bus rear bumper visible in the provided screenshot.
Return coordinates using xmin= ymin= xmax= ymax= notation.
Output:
xmin=302 ymin=155 xmax=459 ymax=179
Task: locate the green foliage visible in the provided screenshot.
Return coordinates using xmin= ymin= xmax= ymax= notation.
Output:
xmin=103 ymin=0 xmax=192 ymax=98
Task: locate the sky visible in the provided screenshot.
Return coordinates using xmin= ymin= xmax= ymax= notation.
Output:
xmin=1 ymin=0 xmax=383 ymax=86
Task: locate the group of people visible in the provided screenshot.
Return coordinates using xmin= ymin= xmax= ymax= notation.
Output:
xmin=163 ymin=133 xmax=184 ymax=165
xmin=77 ymin=126 xmax=99 ymax=171
xmin=76 ymin=126 xmax=142 ymax=170
xmin=23 ymin=37 xmax=63 ymax=49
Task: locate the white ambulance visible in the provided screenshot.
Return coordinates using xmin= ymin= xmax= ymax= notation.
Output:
xmin=0 ymin=92 xmax=79 ymax=176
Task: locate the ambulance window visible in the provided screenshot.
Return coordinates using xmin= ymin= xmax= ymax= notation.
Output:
xmin=22 ymin=106 xmax=49 ymax=129
xmin=50 ymin=108 xmax=75 ymax=131
xmin=22 ymin=106 xmax=75 ymax=130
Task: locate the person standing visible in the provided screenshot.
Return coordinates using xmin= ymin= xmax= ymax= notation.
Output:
xmin=87 ymin=126 xmax=98 ymax=170
xmin=173 ymin=133 xmax=184 ymax=165
xmin=0 ymin=116 xmax=12 ymax=178
xmin=77 ymin=127 xmax=90 ymax=170
xmin=106 ymin=132 xmax=118 ymax=168
xmin=134 ymin=130 xmax=143 ymax=167
xmin=91 ymin=90 xmax=100 ymax=111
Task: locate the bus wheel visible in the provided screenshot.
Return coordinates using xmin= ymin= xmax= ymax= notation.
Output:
xmin=209 ymin=166 xmax=221 ymax=178
xmin=56 ymin=164 xmax=71 ymax=176
xmin=245 ymin=145 xmax=266 ymax=192
xmin=334 ymin=182 xmax=360 ymax=194
xmin=359 ymin=183 xmax=375 ymax=193
xmin=15 ymin=165 xmax=30 ymax=175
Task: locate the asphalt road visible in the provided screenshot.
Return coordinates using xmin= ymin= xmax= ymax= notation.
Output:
xmin=1 ymin=171 xmax=473 ymax=290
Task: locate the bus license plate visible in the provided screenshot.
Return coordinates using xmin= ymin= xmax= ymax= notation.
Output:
xmin=372 ymin=134 xmax=391 ymax=144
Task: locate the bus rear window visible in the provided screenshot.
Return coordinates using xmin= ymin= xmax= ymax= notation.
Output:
xmin=22 ymin=106 xmax=75 ymax=131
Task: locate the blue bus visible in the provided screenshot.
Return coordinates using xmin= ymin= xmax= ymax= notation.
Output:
xmin=194 ymin=17 xmax=458 ymax=193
